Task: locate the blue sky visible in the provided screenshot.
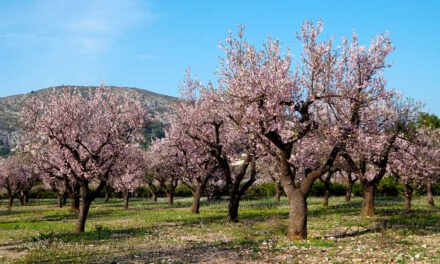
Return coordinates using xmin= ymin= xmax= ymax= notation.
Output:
xmin=0 ymin=0 xmax=439 ymax=115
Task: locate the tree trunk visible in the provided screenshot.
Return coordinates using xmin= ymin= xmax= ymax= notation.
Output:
xmin=361 ymin=184 xmax=376 ymax=216
xmin=323 ymin=181 xmax=330 ymax=207
xmin=105 ymin=192 xmax=110 ymax=203
xmin=166 ymin=190 xmax=174 ymax=206
xmin=62 ymin=192 xmax=67 ymax=205
xmin=57 ymin=194 xmax=63 ymax=208
xmin=71 ymin=193 xmax=80 ymax=211
xmin=8 ymin=196 xmax=14 ymax=209
xmin=191 ymin=186 xmax=204 ymax=214
xmin=228 ymin=194 xmax=240 ymax=223
xmin=403 ymin=182 xmax=412 ymax=210
xmin=147 ymin=183 xmax=158 ymax=202
xmin=345 ymin=181 xmax=354 ymax=202
xmin=75 ymin=186 xmax=92 ymax=233
xmin=123 ymin=191 xmax=130 ymax=209
xmin=286 ymin=189 xmax=307 ymax=240
xmin=275 ymin=181 xmax=282 ymax=201
xmin=427 ymin=179 xmax=435 ymax=207
xmin=19 ymin=195 xmax=25 ymax=206
xmin=70 ymin=183 xmax=81 ymax=211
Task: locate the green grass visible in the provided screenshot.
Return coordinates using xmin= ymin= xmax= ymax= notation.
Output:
xmin=0 ymin=196 xmax=439 ymax=263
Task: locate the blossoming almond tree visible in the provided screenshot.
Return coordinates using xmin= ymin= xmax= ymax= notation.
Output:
xmin=174 ymin=71 xmax=259 ymax=221
xmin=342 ymin=99 xmax=419 ymax=215
xmin=166 ymin=125 xmax=219 ymax=214
xmin=110 ymin=147 xmax=145 ymax=209
xmin=417 ymin=128 xmax=440 ymax=207
xmin=212 ymin=21 xmax=397 ymax=239
xmin=22 ymin=87 xmax=147 ymax=232
xmin=146 ymin=138 xmax=182 ymax=206
xmin=0 ymin=154 xmax=37 ymax=209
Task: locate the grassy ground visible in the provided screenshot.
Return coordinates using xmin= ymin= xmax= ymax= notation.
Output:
xmin=0 ymin=196 xmax=439 ymax=263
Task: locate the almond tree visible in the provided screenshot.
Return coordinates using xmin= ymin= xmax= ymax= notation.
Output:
xmin=256 ymin=155 xmax=284 ymax=201
xmin=173 ymin=72 xmax=258 ymax=222
xmin=110 ymin=147 xmax=144 ymax=209
xmin=212 ymin=21 xmax=396 ymax=239
xmin=33 ymin=154 xmax=81 ymax=211
xmin=146 ymin=138 xmax=182 ymax=206
xmin=22 ymin=87 xmax=146 ymax=232
xmin=388 ymin=138 xmax=421 ymax=210
xmin=417 ymin=128 xmax=440 ymax=207
xmin=417 ymin=114 xmax=440 ymax=206
xmin=342 ymin=100 xmax=419 ymax=216
xmin=0 ymin=154 xmax=37 ymax=209
xmin=167 ymin=125 xmax=219 ymax=214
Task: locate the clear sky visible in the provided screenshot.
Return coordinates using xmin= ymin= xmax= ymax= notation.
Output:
xmin=0 ymin=0 xmax=439 ymax=114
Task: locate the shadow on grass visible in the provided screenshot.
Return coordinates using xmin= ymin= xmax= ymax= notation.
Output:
xmin=308 ymin=201 xmax=363 ymax=217
xmin=111 ymin=238 xmax=260 ymax=263
xmin=376 ymin=208 xmax=440 ymax=235
xmin=29 ymin=226 xmax=152 ymax=244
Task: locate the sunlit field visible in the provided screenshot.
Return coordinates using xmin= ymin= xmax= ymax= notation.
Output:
xmin=0 ymin=196 xmax=438 ymax=263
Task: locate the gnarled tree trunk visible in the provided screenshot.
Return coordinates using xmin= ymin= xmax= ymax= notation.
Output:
xmin=227 ymin=158 xmax=256 ymax=222
xmin=57 ymin=193 xmax=64 ymax=208
xmin=191 ymin=185 xmax=204 ymax=214
xmin=8 ymin=196 xmax=14 ymax=209
xmin=321 ymin=172 xmax=332 ymax=207
xmin=345 ymin=172 xmax=356 ymax=202
xmin=123 ymin=191 xmax=130 ymax=209
xmin=286 ymin=189 xmax=307 ymax=240
xmin=166 ymin=189 xmax=174 ymax=206
xmin=427 ymin=179 xmax=435 ymax=207
xmin=361 ymin=184 xmax=376 ymax=216
xmin=402 ymin=182 xmax=413 ymax=210
xmin=147 ymin=182 xmax=158 ymax=202
xmin=76 ymin=184 xmax=92 ymax=233
xmin=228 ymin=194 xmax=241 ymax=222
xmin=70 ymin=182 xmax=81 ymax=211
xmin=19 ymin=194 xmax=26 ymax=206
xmin=275 ymin=180 xmax=283 ymax=201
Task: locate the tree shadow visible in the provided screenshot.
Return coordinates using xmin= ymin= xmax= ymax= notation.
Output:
xmin=308 ymin=201 xmax=363 ymax=217
xmin=376 ymin=208 xmax=440 ymax=235
xmin=28 ymin=226 xmax=151 ymax=244
xmin=110 ymin=238 xmax=259 ymax=263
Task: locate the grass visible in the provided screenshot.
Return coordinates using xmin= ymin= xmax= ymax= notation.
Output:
xmin=0 ymin=196 xmax=439 ymax=263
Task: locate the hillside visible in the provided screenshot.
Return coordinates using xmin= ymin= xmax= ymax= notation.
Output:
xmin=0 ymin=85 xmax=178 ymax=155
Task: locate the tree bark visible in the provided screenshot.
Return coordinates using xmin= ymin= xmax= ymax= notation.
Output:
xmin=323 ymin=183 xmax=329 ymax=207
xmin=166 ymin=190 xmax=174 ymax=206
xmin=361 ymin=184 xmax=376 ymax=216
xmin=71 ymin=193 xmax=80 ymax=211
xmin=123 ymin=191 xmax=130 ymax=209
xmin=75 ymin=185 xmax=92 ymax=233
xmin=57 ymin=194 xmax=63 ymax=208
xmin=228 ymin=194 xmax=241 ymax=222
xmin=403 ymin=182 xmax=413 ymax=210
xmin=345 ymin=171 xmax=355 ymax=202
xmin=286 ymin=189 xmax=307 ymax=240
xmin=70 ymin=183 xmax=81 ymax=211
xmin=427 ymin=179 xmax=435 ymax=207
xmin=151 ymin=192 xmax=157 ymax=202
xmin=191 ymin=186 xmax=204 ymax=214
xmin=19 ymin=195 xmax=25 ymax=206
xmin=345 ymin=181 xmax=354 ymax=202
xmin=105 ymin=192 xmax=110 ymax=203
xmin=62 ymin=192 xmax=67 ymax=205
xmin=8 ymin=196 xmax=14 ymax=209
xmin=275 ymin=180 xmax=282 ymax=201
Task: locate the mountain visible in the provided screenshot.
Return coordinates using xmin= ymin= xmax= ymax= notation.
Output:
xmin=0 ymin=85 xmax=178 ymax=155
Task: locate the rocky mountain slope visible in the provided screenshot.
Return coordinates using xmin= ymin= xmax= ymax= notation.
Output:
xmin=0 ymin=85 xmax=178 ymax=155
